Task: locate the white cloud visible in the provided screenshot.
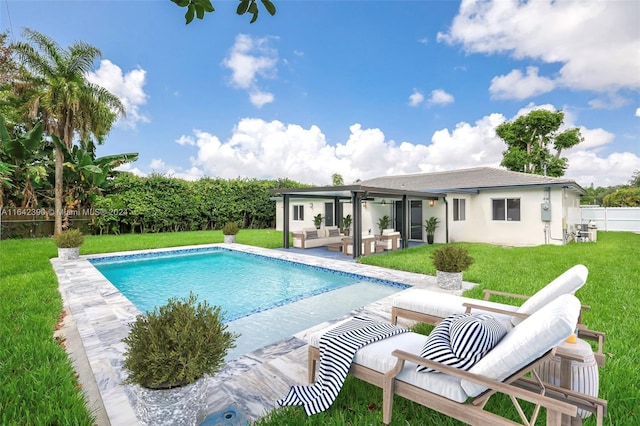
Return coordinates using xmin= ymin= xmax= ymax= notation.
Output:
xmin=115 ymin=162 xmax=146 ymax=177
xmin=222 ymin=34 xmax=278 ymax=108
xmin=418 ymin=37 xmax=429 ymax=45
xmin=175 ymin=135 xmax=196 ymax=146
xmin=428 ymin=89 xmax=455 ymax=106
xmin=162 ymin=108 xmax=639 ymax=187
xmin=149 ymin=159 xmax=165 ymax=170
xmin=635 ymin=107 xmax=640 ymax=117
xmin=490 ymin=67 xmax=555 ymax=100
xmin=438 ymin=0 xmax=640 ymax=95
xmin=408 ymin=90 xmax=424 ymax=107
xmin=86 ymin=59 xmax=149 ymax=128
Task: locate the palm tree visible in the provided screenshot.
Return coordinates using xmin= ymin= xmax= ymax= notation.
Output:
xmin=12 ymin=29 xmax=125 ymax=234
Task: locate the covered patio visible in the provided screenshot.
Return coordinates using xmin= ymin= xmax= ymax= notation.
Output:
xmin=271 ymin=184 xmax=443 ymax=258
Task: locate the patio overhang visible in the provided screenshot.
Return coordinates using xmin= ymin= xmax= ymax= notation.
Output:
xmin=270 ymin=184 xmax=442 ymax=258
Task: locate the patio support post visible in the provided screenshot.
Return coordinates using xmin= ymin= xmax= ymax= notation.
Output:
xmin=443 ymin=196 xmax=449 ymax=243
xmin=283 ymin=194 xmax=290 ymax=248
xmin=402 ymin=195 xmax=410 ymax=249
xmin=352 ymin=191 xmax=362 ymax=258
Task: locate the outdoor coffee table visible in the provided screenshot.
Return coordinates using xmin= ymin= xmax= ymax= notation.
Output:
xmin=326 ymin=242 xmax=343 ymax=252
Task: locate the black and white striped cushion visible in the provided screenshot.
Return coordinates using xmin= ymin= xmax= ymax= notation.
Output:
xmin=417 ymin=313 xmax=508 ymax=373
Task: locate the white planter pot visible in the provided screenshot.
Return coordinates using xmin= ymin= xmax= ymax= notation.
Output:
xmin=223 ymin=235 xmax=236 ymax=243
xmin=58 ymin=247 xmax=79 ymax=260
xmin=437 ymin=270 xmax=462 ymax=290
xmin=135 ymin=379 xmax=206 ymax=426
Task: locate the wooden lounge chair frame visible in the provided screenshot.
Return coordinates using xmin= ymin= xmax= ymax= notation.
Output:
xmin=308 ymin=303 xmax=607 ymax=425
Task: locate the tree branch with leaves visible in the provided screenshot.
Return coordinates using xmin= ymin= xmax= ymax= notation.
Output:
xmin=171 ymin=0 xmax=276 ymax=24
xmin=496 ymin=109 xmax=583 ymax=177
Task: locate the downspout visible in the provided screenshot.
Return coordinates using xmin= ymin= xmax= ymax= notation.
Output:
xmin=443 ymin=196 xmax=449 ymax=243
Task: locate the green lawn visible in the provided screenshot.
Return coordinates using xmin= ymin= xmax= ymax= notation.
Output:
xmin=1 ymin=230 xmax=638 ymax=425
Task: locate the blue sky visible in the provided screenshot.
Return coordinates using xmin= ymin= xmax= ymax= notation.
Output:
xmin=2 ymin=0 xmax=639 ymax=187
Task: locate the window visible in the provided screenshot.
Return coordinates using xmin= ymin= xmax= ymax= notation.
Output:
xmin=293 ymin=205 xmax=304 ymax=221
xmin=492 ymin=198 xmax=520 ymax=221
xmin=453 ymin=198 xmax=466 ymax=221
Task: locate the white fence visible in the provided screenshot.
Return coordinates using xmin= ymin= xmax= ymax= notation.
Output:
xmin=580 ymin=206 xmax=640 ymax=233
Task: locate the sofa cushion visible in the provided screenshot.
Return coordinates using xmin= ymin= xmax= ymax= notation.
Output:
xmin=306 ymin=230 xmax=319 ymax=240
xmin=417 ymin=313 xmax=507 ymax=373
xmin=462 ymin=294 xmax=581 ymax=397
xmin=328 ymin=228 xmax=341 ymax=237
xmin=512 ymin=264 xmax=588 ymax=326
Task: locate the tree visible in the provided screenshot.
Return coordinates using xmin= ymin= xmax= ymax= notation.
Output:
xmin=496 ymin=109 xmax=583 ymax=177
xmin=12 ymin=29 xmax=125 ymax=234
xmin=332 ymin=173 xmax=344 ymax=186
xmin=629 ymin=170 xmax=640 ymax=187
xmin=171 ymin=0 xmax=276 ymax=24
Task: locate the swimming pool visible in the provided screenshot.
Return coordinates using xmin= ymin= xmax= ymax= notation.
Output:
xmin=90 ymin=247 xmax=409 ymax=360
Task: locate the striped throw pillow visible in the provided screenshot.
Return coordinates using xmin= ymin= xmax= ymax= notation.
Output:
xmin=328 ymin=228 xmax=340 ymax=237
xmin=417 ymin=313 xmax=508 ymax=373
xmin=306 ymin=230 xmax=318 ymax=240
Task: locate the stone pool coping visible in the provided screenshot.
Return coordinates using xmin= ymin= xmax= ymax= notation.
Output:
xmin=53 ymin=243 xmax=474 ymax=425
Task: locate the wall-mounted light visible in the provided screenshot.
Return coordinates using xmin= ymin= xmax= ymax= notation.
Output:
xmin=381 ymin=199 xmax=387 ymax=206
xmin=309 ymin=202 xmax=313 ymax=208
xmin=429 ymin=199 xmax=436 ymax=207
xmin=362 ymin=200 xmax=367 ymax=208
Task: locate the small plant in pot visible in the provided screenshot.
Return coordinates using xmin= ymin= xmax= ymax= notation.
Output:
xmin=377 ymin=214 xmax=390 ymax=235
xmin=123 ymin=293 xmax=238 ymax=423
xmin=222 ymin=222 xmax=239 ymax=243
xmin=431 ymin=244 xmax=474 ymax=290
xmin=341 ymin=214 xmax=352 ymax=236
xmin=313 ymin=213 xmax=324 ymax=229
xmin=424 ymin=216 xmax=439 ymax=244
xmin=54 ymin=228 xmax=84 ymax=260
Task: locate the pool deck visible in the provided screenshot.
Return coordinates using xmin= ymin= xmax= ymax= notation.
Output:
xmin=53 ymin=243 xmax=474 ymax=425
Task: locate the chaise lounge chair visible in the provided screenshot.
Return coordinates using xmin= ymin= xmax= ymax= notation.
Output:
xmin=390 ymin=264 xmax=606 ymax=366
xmin=307 ymin=294 xmax=607 ymax=425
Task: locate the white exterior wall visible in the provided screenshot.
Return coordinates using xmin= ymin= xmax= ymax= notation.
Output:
xmin=275 ymin=199 xmax=353 ymax=232
xmin=447 ymin=187 xmax=574 ymax=246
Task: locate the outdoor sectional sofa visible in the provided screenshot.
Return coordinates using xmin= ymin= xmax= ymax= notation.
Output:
xmin=292 ymin=226 xmax=344 ymax=249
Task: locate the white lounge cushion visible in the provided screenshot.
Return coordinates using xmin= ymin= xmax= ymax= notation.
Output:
xmin=512 ymin=264 xmax=588 ymax=326
xmin=394 ymin=290 xmax=517 ymax=327
xmin=417 ymin=313 xmax=508 ymax=373
xmin=308 ymin=319 xmax=468 ymax=403
xmin=461 ymin=293 xmax=581 ymax=397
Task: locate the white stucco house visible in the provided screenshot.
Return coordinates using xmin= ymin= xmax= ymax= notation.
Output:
xmin=272 ymin=167 xmax=587 ymax=256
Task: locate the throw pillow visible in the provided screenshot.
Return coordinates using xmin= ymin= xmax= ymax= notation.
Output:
xmin=417 ymin=313 xmax=508 ymax=373
xmin=306 ymin=230 xmax=318 ymax=240
xmin=328 ymin=228 xmax=340 ymax=237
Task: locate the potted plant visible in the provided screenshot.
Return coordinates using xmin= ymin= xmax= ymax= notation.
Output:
xmin=313 ymin=213 xmax=324 ymax=229
xmin=341 ymin=214 xmax=352 ymax=236
xmin=123 ymin=292 xmax=238 ymax=424
xmin=54 ymin=228 xmax=84 ymax=260
xmin=377 ymin=214 xmax=390 ymax=235
xmin=431 ymin=244 xmax=474 ymax=290
xmin=222 ymin=222 xmax=239 ymax=243
xmin=424 ymin=216 xmax=439 ymax=245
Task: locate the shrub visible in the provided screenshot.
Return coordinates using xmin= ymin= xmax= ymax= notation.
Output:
xmin=54 ymin=229 xmax=84 ymax=248
xmin=222 ymin=222 xmax=239 ymax=235
xmin=431 ymin=245 xmax=474 ymax=273
xmin=123 ymin=292 xmax=238 ymax=390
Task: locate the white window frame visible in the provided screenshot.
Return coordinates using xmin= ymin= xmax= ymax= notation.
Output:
xmin=293 ymin=205 xmax=304 ymax=221
xmin=453 ymin=198 xmax=466 ymax=221
xmin=492 ymin=198 xmax=521 ymax=222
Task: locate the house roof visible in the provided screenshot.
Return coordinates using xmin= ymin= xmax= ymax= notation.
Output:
xmin=360 ymin=167 xmax=586 ymax=194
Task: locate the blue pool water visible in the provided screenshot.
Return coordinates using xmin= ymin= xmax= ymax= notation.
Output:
xmin=91 ymin=248 xmax=409 ymax=359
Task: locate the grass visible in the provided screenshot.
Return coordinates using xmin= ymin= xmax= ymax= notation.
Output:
xmin=1 ymin=230 xmax=638 ymax=425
